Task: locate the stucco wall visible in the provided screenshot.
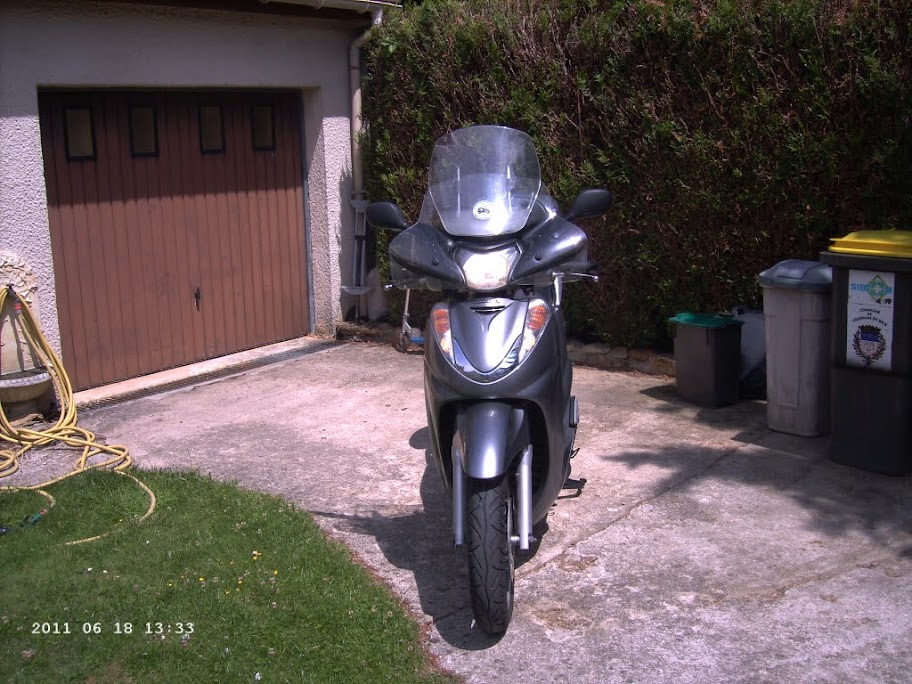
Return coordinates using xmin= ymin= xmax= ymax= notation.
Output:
xmin=0 ymin=0 xmax=357 ymax=359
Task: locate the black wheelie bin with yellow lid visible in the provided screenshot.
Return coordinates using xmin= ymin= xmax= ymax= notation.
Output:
xmin=820 ymin=230 xmax=912 ymax=475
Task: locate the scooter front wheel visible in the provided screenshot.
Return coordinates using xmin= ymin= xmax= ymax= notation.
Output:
xmin=466 ymin=475 xmax=515 ymax=633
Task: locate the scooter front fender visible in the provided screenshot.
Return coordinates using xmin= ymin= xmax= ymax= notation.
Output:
xmin=454 ymin=402 xmax=529 ymax=480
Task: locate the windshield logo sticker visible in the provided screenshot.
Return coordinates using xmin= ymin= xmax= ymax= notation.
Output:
xmin=847 ymin=270 xmax=894 ymax=370
xmin=473 ymin=201 xmax=493 ymax=221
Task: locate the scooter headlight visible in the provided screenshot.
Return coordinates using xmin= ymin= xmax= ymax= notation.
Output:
xmin=456 ymin=246 xmax=520 ymax=292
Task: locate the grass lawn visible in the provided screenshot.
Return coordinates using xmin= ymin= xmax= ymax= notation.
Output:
xmin=0 ymin=469 xmax=456 ymax=684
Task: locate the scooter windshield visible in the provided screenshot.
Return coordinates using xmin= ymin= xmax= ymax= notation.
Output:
xmin=424 ymin=126 xmax=541 ymax=238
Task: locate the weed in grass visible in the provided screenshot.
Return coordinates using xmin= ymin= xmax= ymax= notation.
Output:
xmin=0 ymin=469 xmax=456 ymax=684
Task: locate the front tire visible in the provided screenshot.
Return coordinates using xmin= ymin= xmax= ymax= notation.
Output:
xmin=466 ymin=475 xmax=515 ymax=633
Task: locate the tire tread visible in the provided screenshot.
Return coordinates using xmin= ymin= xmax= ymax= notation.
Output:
xmin=466 ymin=476 xmax=514 ymax=633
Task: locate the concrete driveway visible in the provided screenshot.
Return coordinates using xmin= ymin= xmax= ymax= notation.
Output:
xmin=75 ymin=341 xmax=912 ymax=683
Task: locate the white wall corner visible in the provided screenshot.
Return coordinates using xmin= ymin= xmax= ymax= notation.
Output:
xmin=303 ymin=94 xmax=351 ymax=337
xmin=0 ymin=112 xmax=62 ymax=355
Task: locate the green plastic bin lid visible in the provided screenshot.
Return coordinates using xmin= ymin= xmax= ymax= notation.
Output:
xmin=829 ymin=230 xmax=912 ymax=258
xmin=667 ymin=312 xmax=745 ymax=328
xmin=759 ymin=259 xmax=832 ymax=292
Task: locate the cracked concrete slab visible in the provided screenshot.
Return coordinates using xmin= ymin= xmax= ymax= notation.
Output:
xmin=68 ymin=342 xmax=912 ymax=683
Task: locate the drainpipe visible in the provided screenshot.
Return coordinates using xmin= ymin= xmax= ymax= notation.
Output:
xmin=342 ymin=8 xmax=385 ymax=320
xmin=350 ymin=8 xmax=384 ymax=201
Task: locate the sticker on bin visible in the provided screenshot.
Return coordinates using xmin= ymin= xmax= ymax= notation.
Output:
xmin=847 ymin=269 xmax=894 ymax=370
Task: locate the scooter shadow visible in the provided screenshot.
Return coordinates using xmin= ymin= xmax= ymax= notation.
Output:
xmin=315 ymin=427 xmax=545 ymax=650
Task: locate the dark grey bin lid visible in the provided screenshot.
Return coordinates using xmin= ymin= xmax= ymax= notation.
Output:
xmin=759 ymin=259 xmax=832 ymax=292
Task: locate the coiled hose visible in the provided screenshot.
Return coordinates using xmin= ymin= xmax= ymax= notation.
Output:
xmin=0 ymin=284 xmax=155 ymax=544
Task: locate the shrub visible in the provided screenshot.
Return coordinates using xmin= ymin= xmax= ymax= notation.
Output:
xmin=363 ymin=0 xmax=912 ymax=347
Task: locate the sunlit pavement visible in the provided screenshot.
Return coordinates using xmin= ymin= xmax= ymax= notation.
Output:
xmin=79 ymin=342 xmax=912 ymax=684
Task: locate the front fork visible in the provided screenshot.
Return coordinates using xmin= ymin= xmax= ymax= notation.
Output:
xmin=452 ymin=442 xmax=533 ymax=551
xmin=515 ymin=444 xmax=532 ymax=551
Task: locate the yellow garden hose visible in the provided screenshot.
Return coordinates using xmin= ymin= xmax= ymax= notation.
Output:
xmin=0 ymin=284 xmax=155 ymax=544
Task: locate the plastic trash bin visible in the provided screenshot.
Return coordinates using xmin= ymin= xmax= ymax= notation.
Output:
xmin=731 ymin=305 xmax=766 ymax=399
xmin=668 ymin=313 xmax=744 ymax=407
xmin=820 ymin=230 xmax=912 ymax=475
xmin=759 ymin=260 xmax=833 ymax=436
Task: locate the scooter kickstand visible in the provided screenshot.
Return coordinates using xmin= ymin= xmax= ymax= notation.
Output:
xmin=562 ymin=476 xmax=587 ymax=494
xmin=563 ymin=476 xmax=587 ymax=490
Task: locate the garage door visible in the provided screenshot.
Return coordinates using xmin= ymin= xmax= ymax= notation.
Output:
xmin=39 ymin=90 xmax=310 ymax=390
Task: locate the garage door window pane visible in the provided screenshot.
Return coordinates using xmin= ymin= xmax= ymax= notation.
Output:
xmin=252 ymin=105 xmax=275 ymax=151
xmin=65 ymin=107 xmax=95 ymax=160
xmin=199 ymin=106 xmax=224 ymax=154
xmin=130 ymin=106 xmax=159 ymax=157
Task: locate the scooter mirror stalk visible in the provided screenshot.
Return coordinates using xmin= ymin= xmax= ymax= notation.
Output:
xmin=553 ymin=274 xmax=564 ymax=308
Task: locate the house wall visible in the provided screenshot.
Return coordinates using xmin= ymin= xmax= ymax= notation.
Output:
xmin=0 ymin=0 xmax=357 ymax=357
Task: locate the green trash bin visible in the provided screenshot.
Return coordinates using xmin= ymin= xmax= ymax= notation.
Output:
xmin=820 ymin=230 xmax=912 ymax=475
xmin=668 ymin=313 xmax=745 ymax=407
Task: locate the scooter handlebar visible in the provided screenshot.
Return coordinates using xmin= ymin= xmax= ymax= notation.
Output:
xmin=553 ymin=261 xmax=599 ymax=282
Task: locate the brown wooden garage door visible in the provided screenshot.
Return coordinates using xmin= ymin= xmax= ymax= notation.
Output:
xmin=39 ymin=90 xmax=310 ymax=390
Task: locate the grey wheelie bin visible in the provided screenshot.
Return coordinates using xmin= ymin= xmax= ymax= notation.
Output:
xmin=759 ymin=260 xmax=833 ymax=436
xmin=668 ymin=312 xmax=744 ymax=407
xmin=820 ymin=230 xmax=912 ymax=475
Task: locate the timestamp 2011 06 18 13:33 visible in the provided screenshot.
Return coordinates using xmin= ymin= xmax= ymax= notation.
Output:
xmin=31 ymin=621 xmax=195 ymax=636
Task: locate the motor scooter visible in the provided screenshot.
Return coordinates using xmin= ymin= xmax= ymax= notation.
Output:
xmin=366 ymin=125 xmax=612 ymax=633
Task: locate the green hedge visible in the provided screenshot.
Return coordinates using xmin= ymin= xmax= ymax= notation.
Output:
xmin=362 ymin=0 xmax=911 ymax=347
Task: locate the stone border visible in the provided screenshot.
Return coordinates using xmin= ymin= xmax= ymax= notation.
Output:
xmin=567 ymin=340 xmax=675 ymax=376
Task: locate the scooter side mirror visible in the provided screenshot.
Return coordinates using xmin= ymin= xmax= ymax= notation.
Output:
xmin=366 ymin=202 xmax=409 ymax=232
xmin=566 ymin=189 xmax=613 ymax=222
